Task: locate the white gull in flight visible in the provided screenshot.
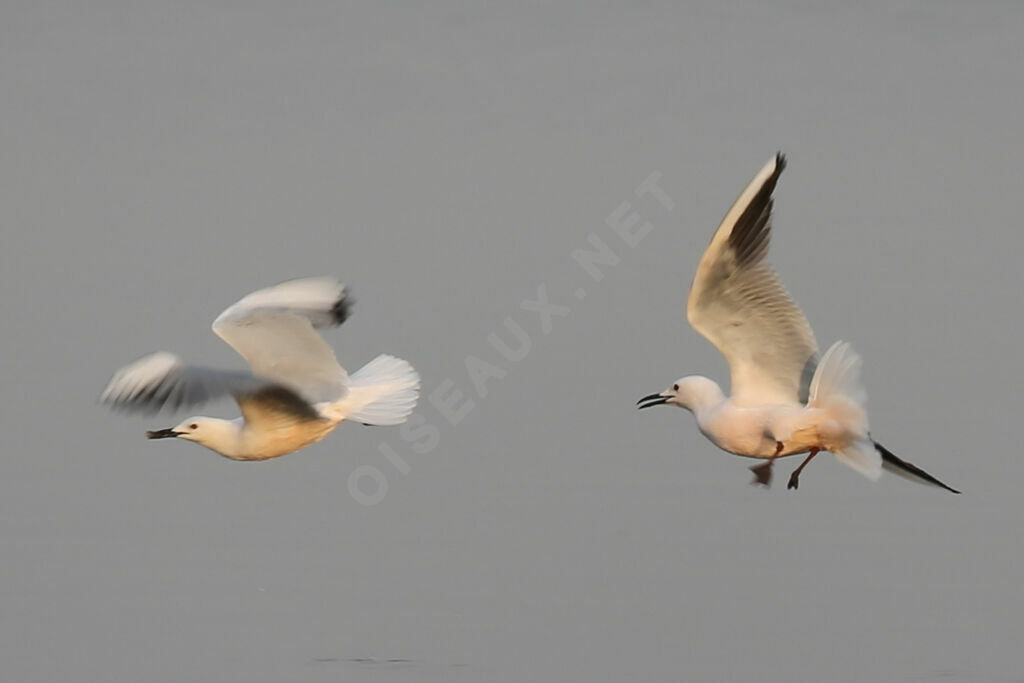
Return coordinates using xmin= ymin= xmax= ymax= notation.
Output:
xmin=638 ymin=154 xmax=958 ymax=493
xmin=101 ymin=277 xmax=420 ymax=461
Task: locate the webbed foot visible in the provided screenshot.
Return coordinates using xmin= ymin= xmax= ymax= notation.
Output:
xmin=749 ymin=441 xmax=785 ymax=487
xmin=787 ymin=448 xmax=820 ymax=492
xmin=750 ymin=461 xmax=774 ymax=487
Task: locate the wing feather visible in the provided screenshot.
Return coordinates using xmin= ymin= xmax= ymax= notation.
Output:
xmin=237 ymin=385 xmax=326 ymax=430
xmin=686 ymin=154 xmax=818 ymax=405
xmin=212 ymin=277 xmax=351 ymax=403
xmin=101 ymin=351 xmax=326 ymax=426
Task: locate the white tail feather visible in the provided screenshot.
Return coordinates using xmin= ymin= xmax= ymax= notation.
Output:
xmin=808 ymin=341 xmax=878 ymax=480
xmin=340 ymin=355 xmax=420 ymax=426
xmin=835 ymin=438 xmax=883 ymax=480
xmin=809 ymin=341 xmax=866 ymax=408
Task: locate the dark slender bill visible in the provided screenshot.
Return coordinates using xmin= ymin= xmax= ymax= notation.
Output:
xmin=146 ymin=428 xmax=180 ymax=439
xmin=637 ymin=393 xmax=668 ymax=410
xmin=874 ymin=441 xmax=960 ymax=494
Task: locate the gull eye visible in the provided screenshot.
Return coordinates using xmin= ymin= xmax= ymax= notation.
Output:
xmin=673 ymin=384 xmax=679 ymax=391
xmin=189 ymin=423 xmax=198 ymax=430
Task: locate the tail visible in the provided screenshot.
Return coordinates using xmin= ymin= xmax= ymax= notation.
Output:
xmin=834 ymin=438 xmax=883 ymax=481
xmin=340 ymin=355 xmax=420 ymax=426
xmin=875 ymin=441 xmax=961 ymax=494
xmin=809 ymin=341 xmax=881 ymax=480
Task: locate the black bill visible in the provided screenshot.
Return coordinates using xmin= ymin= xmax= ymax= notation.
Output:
xmin=637 ymin=393 xmax=668 ymax=410
xmin=146 ymin=428 xmax=181 ymax=439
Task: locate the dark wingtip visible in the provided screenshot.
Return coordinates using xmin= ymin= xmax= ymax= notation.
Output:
xmin=875 ymin=441 xmax=961 ymax=494
xmin=775 ymin=151 xmax=787 ymax=173
xmin=331 ymin=291 xmax=353 ymax=325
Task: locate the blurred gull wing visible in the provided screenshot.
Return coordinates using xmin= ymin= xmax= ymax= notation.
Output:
xmin=101 ymin=351 xmax=266 ymax=415
xmin=101 ymin=352 xmax=326 ymax=427
xmin=686 ymin=154 xmax=818 ymax=406
xmin=212 ymin=277 xmax=351 ymax=403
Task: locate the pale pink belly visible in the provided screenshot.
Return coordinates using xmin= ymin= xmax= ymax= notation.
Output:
xmin=233 ymin=421 xmax=338 ymax=461
xmin=701 ymin=406 xmax=822 ymax=459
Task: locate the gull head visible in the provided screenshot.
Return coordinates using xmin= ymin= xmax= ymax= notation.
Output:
xmin=146 ymin=417 xmax=242 ymax=456
xmin=637 ymin=376 xmax=724 ymax=413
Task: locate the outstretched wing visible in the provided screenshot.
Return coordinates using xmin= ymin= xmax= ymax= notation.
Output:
xmin=100 ymin=351 xmax=317 ymax=420
xmin=686 ymin=154 xmax=818 ymax=406
xmin=212 ymin=277 xmax=352 ymax=403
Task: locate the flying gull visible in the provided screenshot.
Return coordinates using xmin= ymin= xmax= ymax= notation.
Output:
xmin=101 ymin=277 xmax=420 ymax=461
xmin=638 ymin=154 xmax=959 ymax=493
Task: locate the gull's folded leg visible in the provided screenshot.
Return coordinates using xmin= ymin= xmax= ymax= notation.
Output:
xmin=787 ymin=448 xmax=820 ymax=490
xmin=750 ymin=441 xmax=785 ymax=487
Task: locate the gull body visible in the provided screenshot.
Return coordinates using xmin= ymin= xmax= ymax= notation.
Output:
xmin=638 ymin=155 xmax=958 ymax=492
xmin=102 ymin=277 xmax=420 ymax=461
xmin=154 ymin=414 xmax=336 ymax=462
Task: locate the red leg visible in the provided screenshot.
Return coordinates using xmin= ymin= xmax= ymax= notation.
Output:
xmin=787 ymin=448 xmax=820 ymax=490
xmin=750 ymin=441 xmax=785 ymax=487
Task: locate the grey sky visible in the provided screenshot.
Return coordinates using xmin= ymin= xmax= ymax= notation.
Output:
xmin=3 ymin=2 xmax=1023 ymax=682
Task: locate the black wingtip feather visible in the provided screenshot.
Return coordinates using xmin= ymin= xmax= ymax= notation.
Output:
xmin=874 ymin=441 xmax=961 ymax=494
xmin=330 ymin=291 xmax=353 ymax=326
xmin=726 ymin=153 xmax=787 ymax=266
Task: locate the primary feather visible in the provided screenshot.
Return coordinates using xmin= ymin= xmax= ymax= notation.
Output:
xmin=686 ymin=153 xmax=818 ymax=406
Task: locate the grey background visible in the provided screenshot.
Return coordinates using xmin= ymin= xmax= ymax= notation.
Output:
xmin=3 ymin=2 xmax=1022 ymax=682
